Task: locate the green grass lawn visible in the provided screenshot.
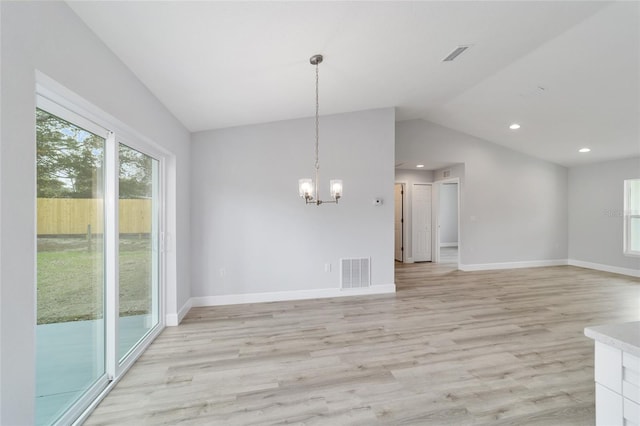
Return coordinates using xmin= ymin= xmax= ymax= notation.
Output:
xmin=37 ymin=237 xmax=154 ymax=324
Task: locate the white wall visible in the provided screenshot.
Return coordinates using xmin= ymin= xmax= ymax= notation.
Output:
xmin=439 ymin=183 xmax=459 ymax=246
xmin=0 ymin=2 xmax=191 ymax=424
xmin=568 ymin=157 xmax=640 ymax=274
xmin=191 ymin=108 xmax=395 ymax=301
xmin=397 ymin=119 xmax=568 ymax=268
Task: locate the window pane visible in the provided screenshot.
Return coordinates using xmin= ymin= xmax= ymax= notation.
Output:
xmin=631 ymin=217 xmax=640 ymax=253
xmin=36 ymin=109 xmax=106 ymax=425
xmin=629 ymin=180 xmax=640 ymax=213
xmin=118 ymin=144 xmax=159 ymax=360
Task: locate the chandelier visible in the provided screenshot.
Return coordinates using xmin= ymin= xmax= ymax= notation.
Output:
xmin=298 ymin=54 xmax=343 ymax=205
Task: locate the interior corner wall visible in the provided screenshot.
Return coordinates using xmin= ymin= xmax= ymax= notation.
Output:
xmin=568 ymin=157 xmax=640 ymax=273
xmin=396 ymin=119 xmax=568 ymax=267
xmin=191 ymin=108 xmax=395 ymax=299
xmin=0 ymin=2 xmax=191 ymax=424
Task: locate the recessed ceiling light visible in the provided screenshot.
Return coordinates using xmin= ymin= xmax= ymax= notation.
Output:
xmin=579 ymin=148 xmax=591 ymax=153
xmin=509 ymin=123 xmax=521 ymax=130
xmin=416 ymin=164 xmax=425 ymax=168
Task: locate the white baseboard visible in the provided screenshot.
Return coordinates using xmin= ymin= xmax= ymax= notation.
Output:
xmin=165 ymin=298 xmax=193 ymax=326
xmin=459 ymin=259 xmax=568 ymax=272
xmin=191 ymin=284 xmax=396 ymax=307
xmin=568 ymin=259 xmax=640 ymax=278
xmin=440 ymin=242 xmax=458 ymax=248
xmin=405 ymin=257 xmax=414 ymax=264
xmin=457 ymin=258 xmax=639 ymax=277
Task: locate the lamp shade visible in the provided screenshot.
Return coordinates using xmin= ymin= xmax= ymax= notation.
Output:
xmin=298 ymin=178 xmax=313 ymax=198
xmin=330 ymin=179 xmax=343 ymax=199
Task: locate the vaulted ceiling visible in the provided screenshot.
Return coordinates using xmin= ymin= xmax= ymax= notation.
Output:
xmin=68 ymin=1 xmax=639 ymax=167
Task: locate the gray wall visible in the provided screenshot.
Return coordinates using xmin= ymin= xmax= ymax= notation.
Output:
xmin=191 ymin=108 xmax=395 ymax=298
xmin=0 ymin=2 xmax=191 ymax=423
xmin=395 ymin=169 xmax=434 ymax=184
xmin=397 ymin=119 xmax=568 ymax=266
xmin=568 ymin=157 xmax=640 ymax=272
xmin=434 ymin=163 xmax=466 ymax=182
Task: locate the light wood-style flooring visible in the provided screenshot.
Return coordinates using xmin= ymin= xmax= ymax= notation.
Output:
xmin=86 ymin=264 xmax=640 ymax=425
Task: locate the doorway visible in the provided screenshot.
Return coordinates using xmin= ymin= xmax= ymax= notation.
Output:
xmin=35 ymin=94 xmax=164 ymax=425
xmin=434 ymin=180 xmax=460 ymax=266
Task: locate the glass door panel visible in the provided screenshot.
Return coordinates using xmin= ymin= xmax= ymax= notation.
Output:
xmin=118 ymin=143 xmax=159 ymax=360
xmin=35 ymin=108 xmax=106 ymax=425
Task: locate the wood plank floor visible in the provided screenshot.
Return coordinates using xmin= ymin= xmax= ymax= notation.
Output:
xmin=85 ymin=264 xmax=640 ymax=425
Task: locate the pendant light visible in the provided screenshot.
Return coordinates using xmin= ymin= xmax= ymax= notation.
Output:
xmin=298 ymin=54 xmax=343 ymax=205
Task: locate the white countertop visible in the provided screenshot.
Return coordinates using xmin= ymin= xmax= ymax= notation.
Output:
xmin=585 ymin=321 xmax=640 ymax=357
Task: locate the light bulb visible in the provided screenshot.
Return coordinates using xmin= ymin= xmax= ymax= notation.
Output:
xmin=298 ymin=178 xmax=313 ymax=198
xmin=330 ymin=179 xmax=343 ymax=199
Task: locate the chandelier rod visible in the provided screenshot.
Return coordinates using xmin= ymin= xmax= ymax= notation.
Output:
xmin=314 ymin=56 xmax=320 ymax=202
xmin=315 ymin=57 xmax=320 ymax=171
xmin=299 ymin=54 xmax=341 ymax=206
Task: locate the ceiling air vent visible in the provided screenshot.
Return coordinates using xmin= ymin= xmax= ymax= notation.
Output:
xmin=442 ymin=45 xmax=471 ymax=62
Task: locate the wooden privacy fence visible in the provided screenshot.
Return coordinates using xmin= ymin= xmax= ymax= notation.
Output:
xmin=37 ymin=198 xmax=152 ymax=235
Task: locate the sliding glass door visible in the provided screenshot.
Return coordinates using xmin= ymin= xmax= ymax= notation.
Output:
xmin=35 ymin=108 xmax=108 ymax=425
xmin=35 ymin=96 xmax=163 ymax=425
xmin=118 ymin=144 xmax=160 ymax=360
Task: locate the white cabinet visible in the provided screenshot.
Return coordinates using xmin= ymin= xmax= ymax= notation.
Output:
xmin=594 ymin=341 xmax=640 ymax=426
xmin=596 ymin=342 xmax=622 ymax=392
xmin=624 ymin=397 xmax=640 ymax=425
xmin=596 ymin=383 xmax=622 ymax=426
xmin=623 ymin=352 xmax=640 ymax=404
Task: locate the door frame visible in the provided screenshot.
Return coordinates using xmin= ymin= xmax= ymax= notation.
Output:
xmin=36 ymin=77 xmax=168 ymax=426
xmin=433 ymin=177 xmax=460 ymax=268
xmin=394 ymin=182 xmax=407 ymax=262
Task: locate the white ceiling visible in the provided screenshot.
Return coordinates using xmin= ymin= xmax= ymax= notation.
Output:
xmin=67 ymin=1 xmax=639 ymax=167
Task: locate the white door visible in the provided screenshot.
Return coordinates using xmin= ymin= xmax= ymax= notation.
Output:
xmin=394 ymin=184 xmax=403 ymax=261
xmin=412 ymin=184 xmax=432 ymax=262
